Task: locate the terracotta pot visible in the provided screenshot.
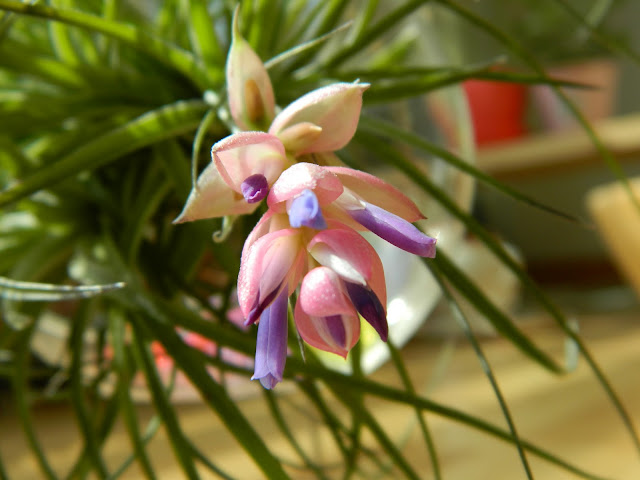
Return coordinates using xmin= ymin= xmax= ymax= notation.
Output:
xmin=463 ymin=79 xmax=528 ymax=146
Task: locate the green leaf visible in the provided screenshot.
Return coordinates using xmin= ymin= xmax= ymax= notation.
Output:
xmin=437 ymin=0 xmax=640 ymax=454
xmin=427 ymin=260 xmax=533 ymax=479
xmin=352 ymin=132 xmax=563 ymax=373
xmin=325 ymin=0 xmax=430 ymax=68
xmin=0 ymin=0 xmax=213 ymax=89
xmin=359 ymin=116 xmax=586 ymax=225
xmin=0 ymin=99 xmax=208 ymax=208
xmin=69 ymin=302 xmax=110 ymax=479
xmin=185 ymin=0 xmax=224 ymax=74
xmin=131 ymin=324 xmax=200 ymax=480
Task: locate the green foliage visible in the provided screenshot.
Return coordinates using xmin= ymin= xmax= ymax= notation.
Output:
xmin=0 ymin=1 xmax=637 ymax=479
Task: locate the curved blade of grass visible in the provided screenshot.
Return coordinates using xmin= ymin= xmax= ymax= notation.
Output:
xmin=190 ymin=109 xmax=218 ymax=191
xmin=325 ymin=0 xmax=432 ymax=68
xmin=552 ymin=0 xmax=640 ymax=66
xmin=359 ymin=116 xmax=586 ymax=225
xmin=0 ymin=99 xmax=208 ymax=208
xmin=49 ymin=0 xmax=81 ymax=65
xmin=386 ymin=341 xmax=441 ymax=480
xmin=264 ymin=21 xmax=352 ymax=71
xmin=131 ymin=323 xmax=200 ymax=480
xmin=0 ymin=0 xmax=212 ymax=89
xmin=427 ymin=259 xmax=533 ymax=479
xmin=436 ymin=0 xmax=640 ymax=454
xmin=284 ymin=0 xmax=349 ymax=71
xmin=185 ymin=0 xmax=224 ymax=73
xmin=337 ymin=65 xmax=596 ymax=89
xmin=69 ymin=301 xmax=110 ymax=479
xmin=353 ymin=132 xmax=562 ymax=372
xmin=329 ymin=387 xmax=421 ymax=480
xmin=288 ymin=359 xmax=609 ymax=480
xmin=109 ymin=308 xmax=157 ymax=480
xmin=187 ymin=441 xmax=235 ymax=480
xmin=0 ymin=46 xmax=86 ymax=87
xmin=131 ymin=310 xmax=291 ymax=479
xmin=10 ymin=324 xmax=58 ymax=480
xmin=0 ymin=276 xmax=124 ymax=301
xmin=263 ymin=390 xmax=330 ymax=480
xmin=437 ymin=0 xmax=640 ymax=218
xmin=296 ymin=380 xmax=351 ymax=467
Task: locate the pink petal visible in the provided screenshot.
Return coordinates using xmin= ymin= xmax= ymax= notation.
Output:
xmin=294 ymin=289 xmax=360 ymax=359
xmin=308 ymin=227 xmax=387 ymax=306
xmin=327 ymin=167 xmax=425 ymax=222
xmin=237 ymin=229 xmax=304 ymax=319
xmin=226 ymin=12 xmax=275 ymax=130
xmin=173 ymin=162 xmax=258 ymax=223
xmin=267 ymin=163 xmax=343 ymax=212
xmin=269 ymin=82 xmax=369 ymax=155
xmin=212 ymin=132 xmax=286 ymax=192
xmin=298 ymin=267 xmax=356 ymax=317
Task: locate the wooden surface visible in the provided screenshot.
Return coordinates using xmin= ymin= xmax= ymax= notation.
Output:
xmin=1 ymin=309 xmax=640 ymax=479
xmin=476 ymin=113 xmax=640 ymax=179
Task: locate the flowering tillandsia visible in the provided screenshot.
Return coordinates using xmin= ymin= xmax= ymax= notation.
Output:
xmin=173 ymin=11 xmax=368 ymax=224
xmin=240 ymin=163 xmax=437 ymax=388
xmin=172 ymin=11 xmax=437 ymax=389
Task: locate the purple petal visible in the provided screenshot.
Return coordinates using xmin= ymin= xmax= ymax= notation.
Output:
xmin=324 ymin=315 xmax=347 ymax=349
xmin=288 ymin=189 xmax=327 ymax=230
xmin=344 ymin=281 xmax=388 ymax=342
xmin=246 ymin=281 xmax=283 ymax=326
xmin=241 ymin=174 xmax=269 ymax=204
xmin=348 ymin=203 xmax=436 ymax=257
xmin=252 ymin=289 xmax=289 ymax=389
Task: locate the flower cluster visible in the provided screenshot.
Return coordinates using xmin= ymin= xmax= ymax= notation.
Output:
xmin=175 ymin=16 xmax=436 ymax=389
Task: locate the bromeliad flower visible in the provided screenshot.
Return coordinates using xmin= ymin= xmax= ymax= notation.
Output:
xmin=240 ymin=163 xmax=436 ymax=388
xmin=174 ymin=13 xmax=368 ymax=224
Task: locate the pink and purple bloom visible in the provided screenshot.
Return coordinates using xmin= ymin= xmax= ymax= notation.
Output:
xmin=174 ymin=12 xmax=437 ymax=389
xmin=239 ymin=163 xmax=436 ymax=388
xmin=173 ymin=16 xmax=368 ymax=224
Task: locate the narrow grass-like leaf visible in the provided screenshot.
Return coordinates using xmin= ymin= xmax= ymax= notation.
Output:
xmin=0 ymin=449 xmax=8 ymax=480
xmin=352 ymin=132 xmax=563 ymax=373
xmin=264 ymin=21 xmax=352 ymax=71
xmin=131 ymin=309 xmax=291 ymax=479
xmin=185 ymin=0 xmax=224 ymax=73
xmin=330 ymin=387 xmax=421 ymax=480
xmin=0 ymin=99 xmax=208 ymax=207
xmin=0 ymin=276 xmax=124 ymax=301
xmin=284 ymin=0 xmax=349 ymax=71
xmin=427 ymin=260 xmax=533 ymax=480
xmin=0 ymin=0 xmax=212 ymax=88
xmin=436 ymin=0 xmax=640 ymax=453
xmin=325 ymin=0 xmax=431 ymax=68
xmin=109 ymin=308 xmax=157 ymax=480
xmin=10 ymin=325 xmax=58 ymax=480
xmin=296 ymin=380 xmax=351 ymax=467
xmin=386 ymin=341 xmax=441 ymax=480
xmin=437 ymin=0 xmax=640 ymax=221
xmin=359 ymin=116 xmax=586 ymax=225
xmin=187 ymin=441 xmax=235 ymax=480
xmin=551 ymin=0 xmax=640 ymax=66
xmin=190 ymin=109 xmax=218 ymax=190
xmin=68 ymin=302 xmax=110 ymax=479
xmin=0 ymin=46 xmax=85 ymax=87
xmin=132 ymin=323 xmax=200 ymax=480
xmin=49 ymin=0 xmax=80 ymax=64
xmin=287 ymin=360 xmax=609 ymax=480
xmin=263 ymin=390 xmax=330 ymax=480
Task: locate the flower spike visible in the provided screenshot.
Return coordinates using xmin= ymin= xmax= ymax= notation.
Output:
xmin=226 ymin=8 xmax=275 ymax=130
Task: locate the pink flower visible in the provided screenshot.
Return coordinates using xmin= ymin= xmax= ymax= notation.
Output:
xmin=241 ymin=163 xmax=436 ymax=388
xmin=174 ymin=18 xmax=368 ymax=224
